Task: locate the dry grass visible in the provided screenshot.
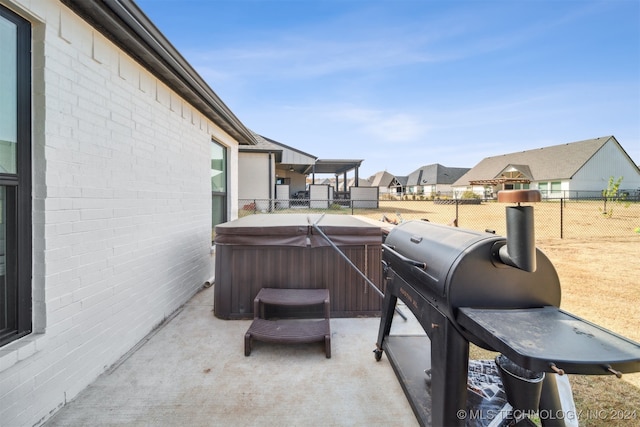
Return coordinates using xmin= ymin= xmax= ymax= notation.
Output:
xmin=536 ymin=237 xmax=640 ymax=426
xmin=373 ymin=199 xmax=640 ymax=239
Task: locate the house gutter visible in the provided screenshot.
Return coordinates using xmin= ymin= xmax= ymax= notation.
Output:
xmin=61 ymin=0 xmax=256 ymax=145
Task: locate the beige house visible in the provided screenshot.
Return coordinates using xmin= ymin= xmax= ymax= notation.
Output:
xmin=239 ymin=133 xmax=365 ymax=207
xmin=405 ymin=164 xmax=470 ymax=196
xmin=239 ymin=132 xmax=315 ymax=210
xmin=452 ymin=136 xmax=640 ymax=199
xmin=368 ymin=171 xmax=404 ymax=195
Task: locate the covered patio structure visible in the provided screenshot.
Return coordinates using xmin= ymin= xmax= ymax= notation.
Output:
xmin=306 ymin=159 xmax=364 ymax=192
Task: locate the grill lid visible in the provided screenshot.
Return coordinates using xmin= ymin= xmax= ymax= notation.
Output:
xmin=384 ymin=221 xmax=498 ymax=296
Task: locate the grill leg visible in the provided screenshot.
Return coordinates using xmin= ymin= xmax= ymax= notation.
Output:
xmin=429 ymin=312 xmax=469 ymax=427
xmin=375 ymin=285 xmax=398 ymax=360
xmin=244 ymin=332 xmax=252 ymax=357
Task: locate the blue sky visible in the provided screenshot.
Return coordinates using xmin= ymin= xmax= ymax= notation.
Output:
xmin=135 ymin=0 xmax=639 ymax=178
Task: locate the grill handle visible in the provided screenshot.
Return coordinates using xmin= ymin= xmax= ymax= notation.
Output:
xmin=382 ymin=244 xmax=427 ymax=270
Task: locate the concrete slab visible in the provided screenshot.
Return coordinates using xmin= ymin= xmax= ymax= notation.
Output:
xmin=46 ymin=286 xmax=424 ymax=426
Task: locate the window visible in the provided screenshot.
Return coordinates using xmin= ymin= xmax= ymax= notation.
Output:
xmin=211 ymin=139 xmax=227 ymax=240
xmin=538 ymin=182 xmax=548 ymax=197
xmin=551 ymin=181 xmax=561 ymax=194
xmin=0 ymin=6 xmax=32 ymax=348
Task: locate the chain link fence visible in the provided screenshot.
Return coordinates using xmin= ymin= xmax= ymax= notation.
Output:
xmin=239 ymin=197 xmax=640 ymax=239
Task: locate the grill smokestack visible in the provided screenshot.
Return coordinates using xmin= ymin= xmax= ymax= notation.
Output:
xmin=497 ymin=190 xmax=541 ymax=273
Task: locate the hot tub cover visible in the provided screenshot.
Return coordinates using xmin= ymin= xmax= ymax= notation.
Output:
xmin=214 ymin=214 xmax=381 ymax=247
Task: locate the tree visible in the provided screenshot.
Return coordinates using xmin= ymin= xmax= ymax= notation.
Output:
xmin=601 ymin=176 xmax=627 ymax=218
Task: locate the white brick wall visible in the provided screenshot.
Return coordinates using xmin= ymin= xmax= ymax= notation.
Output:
xmin=0 ymin=1 xmax=240 ymax=425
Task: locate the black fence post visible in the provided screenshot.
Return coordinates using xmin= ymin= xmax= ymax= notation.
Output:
xmin=560 ymin=198 xmax=564 ymax=239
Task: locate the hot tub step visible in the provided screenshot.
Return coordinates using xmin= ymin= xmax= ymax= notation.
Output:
xmin=245 ymin=288 xmax=331 ymax=358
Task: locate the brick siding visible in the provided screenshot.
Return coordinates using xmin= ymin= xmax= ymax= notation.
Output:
xmin=0 ymin=2 xmax=235 ymax=425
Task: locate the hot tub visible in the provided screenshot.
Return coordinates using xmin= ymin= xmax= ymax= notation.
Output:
xmin=213 ymin=214 xmax=384 ymax=319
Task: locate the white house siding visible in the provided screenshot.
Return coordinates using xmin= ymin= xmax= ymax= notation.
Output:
xmin=570 ymin=138 xmax=640 ymax=193
xmin=239 ymin=152 xmax=273 ymax=210
xmin=532 ymin=180 xmax=570 ymax=199
xmin=454 ymin=185 xmax=484 ymax=198
xmin=0 ymin=1 xmax=240 ymax=425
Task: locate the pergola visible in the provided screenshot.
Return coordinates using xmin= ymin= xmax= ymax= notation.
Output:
xmin=469 ymin=178 xmax=531 ymax=190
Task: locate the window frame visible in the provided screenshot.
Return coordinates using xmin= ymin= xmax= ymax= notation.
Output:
xmin=538 ymin=182 xmax=548 ymax=197
xmin=0 ymin=5 xmax=32 ymax=348
xmin=211 ymin=139 xmax=227 ymax=240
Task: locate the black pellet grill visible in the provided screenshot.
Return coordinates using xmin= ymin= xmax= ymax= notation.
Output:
xmin=374 ymin=190 xmax=640 ymax=427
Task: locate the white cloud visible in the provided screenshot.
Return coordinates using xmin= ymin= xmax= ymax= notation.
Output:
xmin=184 ymin=1 xmax=601 ymax=84
xmin=328 ymin=107 xmax=429 ymax=143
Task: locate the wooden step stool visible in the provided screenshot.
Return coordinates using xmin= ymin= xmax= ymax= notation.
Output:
xmin=244 ymin=288 xmax=331 ymax=358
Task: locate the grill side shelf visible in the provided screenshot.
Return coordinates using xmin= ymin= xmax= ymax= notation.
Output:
xmin=457 ymin=306 xmax=640 ymax=375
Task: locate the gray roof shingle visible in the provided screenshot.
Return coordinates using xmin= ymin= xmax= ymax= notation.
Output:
xmin=406 ymin=164 xmax=470 ymax=186
xmin=454 ymin=136 xmax=616 ymax=185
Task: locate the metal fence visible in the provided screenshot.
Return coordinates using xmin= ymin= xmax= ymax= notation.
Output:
xmin=239 ymin=197 xmax=640 ymax=239
xmin=393 ymin=189 xmax=640 ymax=201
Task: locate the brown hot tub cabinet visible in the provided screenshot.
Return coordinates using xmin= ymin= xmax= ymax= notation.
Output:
xmin=213 ymin=214 xmax=384 ymax=319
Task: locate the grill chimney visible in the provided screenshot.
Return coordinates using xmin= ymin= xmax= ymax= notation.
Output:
xmin=497 ymin=190 xmax=541 ymax=272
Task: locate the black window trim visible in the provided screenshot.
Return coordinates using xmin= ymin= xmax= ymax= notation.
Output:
xmin=0 ymin=4 xmax=32 ymax=347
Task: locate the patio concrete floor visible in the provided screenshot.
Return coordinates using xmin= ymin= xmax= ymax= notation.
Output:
xmin=46 ymin=285 xmax=424 ymax=426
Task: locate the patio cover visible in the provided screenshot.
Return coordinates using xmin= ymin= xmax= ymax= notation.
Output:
xmin=305 ymin=159 xmax=364 ymax=190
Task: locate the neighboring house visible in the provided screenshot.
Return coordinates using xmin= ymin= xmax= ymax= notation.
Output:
xmin=0 ymin=1 xmax=256 ymax=425
xmin=317 ymin=177 xmax=335 ymax=186
xmin=395 ymin=175 xmax=409 ymax=194
xmin=405 ymin=164 xmax=470 ymax=196
xmin=341 ymin=178 xmax=371 ymax=188
xmin=452 ymin=136 xmax=640 ymax=199
xmin=239 ymin=132 xmax=320 ymax=210
xmin=239 ymin=133 xmax=365 ymax=203
xmin=247 ymin=133 xmax=317 ymax=198
xmin=238 ymin=132 xmax=284 ymax=209
xmin=351 ymin=178 xmax=372 ymax=187
xmin=368 ymin=171 xmax=404 ymax=195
